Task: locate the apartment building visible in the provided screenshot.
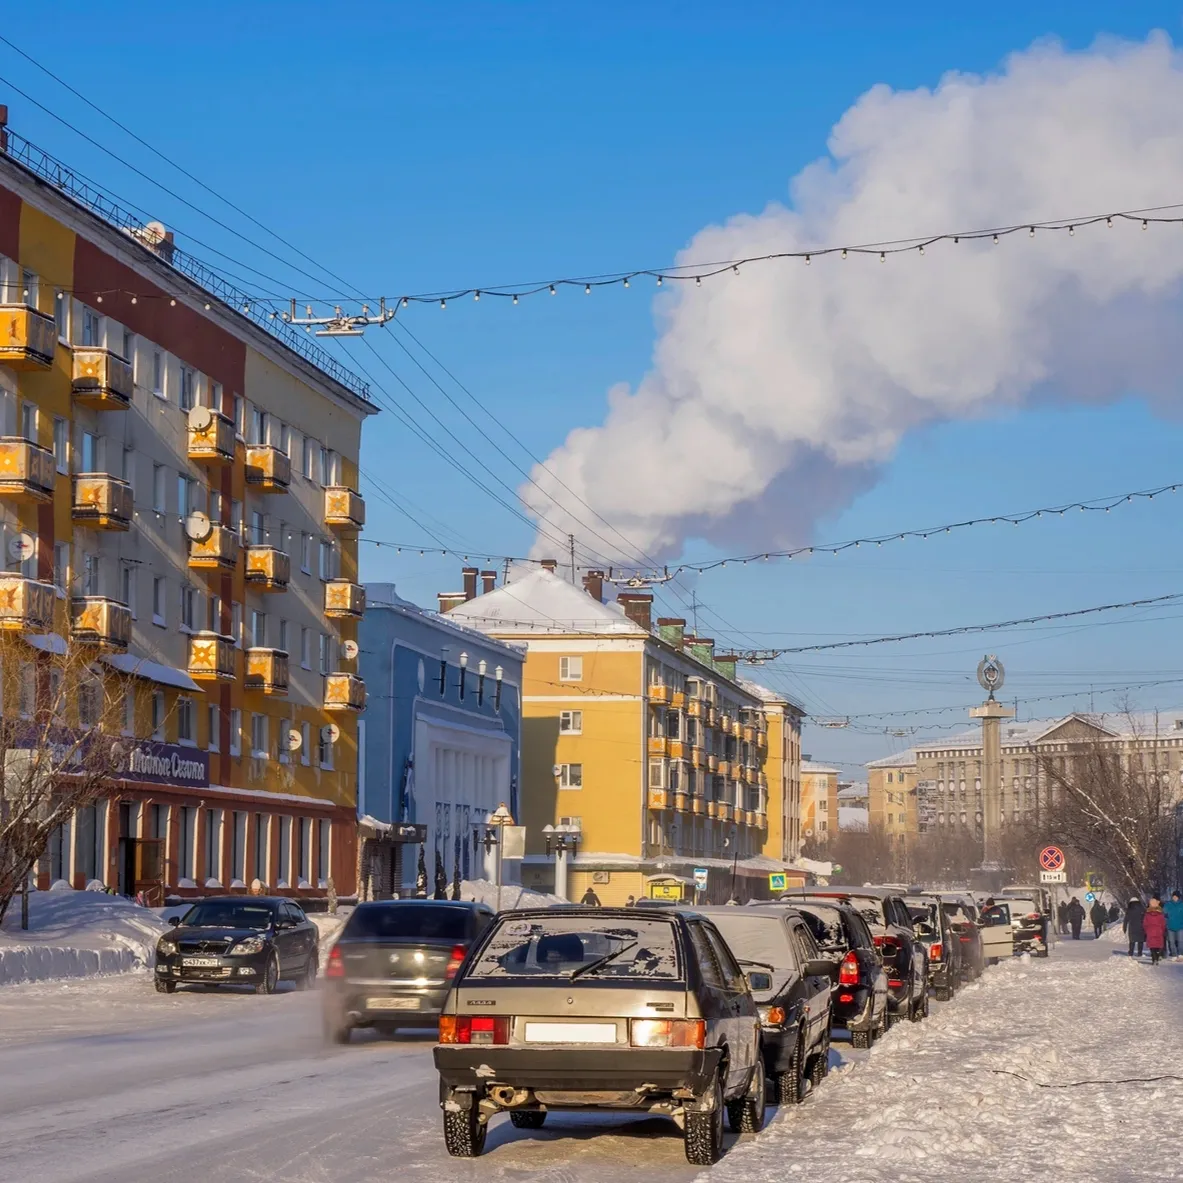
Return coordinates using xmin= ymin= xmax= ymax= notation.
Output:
xmin=446 ymin=564 xmax=804 ymax=904
xmin=0 ymin=115 xmax=374 ymax=901
xmin=800 ymin=759 xmax=839 ymax=845
xmin=866 ymin=750 xmax=919 ymax=845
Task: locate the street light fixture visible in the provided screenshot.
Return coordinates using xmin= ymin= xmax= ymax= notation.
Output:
xmin=543 ymin=820 xmax=581 ymax=900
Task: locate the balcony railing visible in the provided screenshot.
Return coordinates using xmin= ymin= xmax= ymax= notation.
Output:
xmin=0 ymin=574 xmax=55 ymax=631
xmin=691 ymin=797 xmax=706 ymax=815
xmin=72 ymin=474 xmax=132 ymax=530
xmin=707 ymin=754 xmax=719 ymax=773
xmin=686 ymin=700 xmax=704 ymax=720
xmin=72 ymin=347 xmax=133 ymax=409
xmin=0 ymin=438 xmax=55 ymax=501
xmin=245 ymin=444 xmax=291 ymax=493
xmin=244 ymin=546 xmax=290 ymax=591
xmin=188 ymin=631 xmax=237 ymax=681
xmin=649 ymin=683 xmax=672 ymax=705
xmin=70 ymin=596 xmax=132 ymax=651
xmin=0 ymin=305 xmax=56 ymax=369
xmin=690 ymin=746 xmax=705 ymax=769
xmin=245 ymin=647 xmax=289 ymax=695
xmin=670 ymin=691 xmax=686 ymax=710
xmin=187 ymin=409 xmax=236 ymax=465
xmin=673 ymin=791 xmax=689 ymax=812
xmin=669 ymin=739 xmax=685 ymax=760
xmin=648 ymin=735 xmax=670 ymax=757
xmin=324 ymin=486 xmax=365 ymax=531
xmin=189 ymin=524 xmax=240 ymax=570
xmin=716 ymin=759 xmax=731 ymax=778
xmin=647 ymin=787 xmax=669 ymax=810
xmin=324 ymin=579 xmax=365 ymax=619
xmin=324 ymin=672 xmax=366 ymax=712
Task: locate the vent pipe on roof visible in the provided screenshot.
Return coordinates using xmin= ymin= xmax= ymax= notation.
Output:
xmin=540 ymin=559 xmax=558 ymax=574
xmin=480 ymin=570 xmax=497 ymax=594
xmin=617 ymin=592 xmax=653 ymax=631
xmin=462 ymin=567 xmax=478 ymax=601
xmin=582 ymin=569 xmax=605 ymax=603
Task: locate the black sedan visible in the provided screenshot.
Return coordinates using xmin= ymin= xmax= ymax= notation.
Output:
xmin=154 ymin=897 xmax=319 ymax=994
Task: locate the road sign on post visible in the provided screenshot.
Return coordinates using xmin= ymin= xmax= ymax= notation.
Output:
xmin=693 ymin=867 xmax=709 ymax=891
xmin=768 ymin=872 xmax=787 ymax=893
xmin=1040 ymin=870 xmax=1067 ymax=884
xmin=1039 ymin=846 xmax=1065 ymax=872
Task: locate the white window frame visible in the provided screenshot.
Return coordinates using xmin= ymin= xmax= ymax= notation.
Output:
xmin=648 ymin=759 xmax=666 ymax=789
xmin=229 ymin=708 xmax=242 ymax=757
xmin=300 ymin=627 xmax=312 ymax=671
xmin=558 ymin=763 xmax=583 ymax=789
xmin=178 ymin=365 xmax=195 ymax=411
xmin=208 ymin=704 xmax=221 ymax=753
xmin=300 ymin=721 xmax=311 ymax=766
xmin=300 ymin=532 xmax=312 ymax=574
xmin=151 ymin=691 xmax=166 ymax=740
xmin=152 ymin=577 xmax=166 ymax=627
xmin=151 ymin=349 xmax=164 ymax=398
xmin=250 ymin=713 xmax=269 ymax=760
xmin=559 ymin=710 xmax=582 ymax=734
xmin=53 ymin=416 xmax=68 ymax=474
xmin=177 ymin=696 xmax=195 ymax=745
xmin=559 ymin=656 xmax=583 ymax=682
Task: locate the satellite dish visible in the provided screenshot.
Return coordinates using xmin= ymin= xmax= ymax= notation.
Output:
xmin=143 ymin=221 xmax=168 ymax=245
xmin=7 ymin=533 xmax=35 ymax=562
xmin=187 ymin=404 xmax=213 ymax=430
xmin=185 ymin=512 xmax=212 ymax=542
xmin=804 ymin=827 xmax=814 ymax=838
xmin=287 ymin=728 xmax=302 ymax=753
xmin=321 ymin=723 xmax=340 ymax=744
xmin=342 ymin=639 xmax=359 ymax=661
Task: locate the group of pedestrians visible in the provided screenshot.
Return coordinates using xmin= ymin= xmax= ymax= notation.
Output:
xmin=1122 ymin=890 xmax=1183 ymax=964
xmin=1056 ymin=896 xmax=1108 ymax=939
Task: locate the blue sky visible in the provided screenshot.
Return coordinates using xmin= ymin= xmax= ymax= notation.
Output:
xmin=4 ymin=2 xmax=1183 ymax=772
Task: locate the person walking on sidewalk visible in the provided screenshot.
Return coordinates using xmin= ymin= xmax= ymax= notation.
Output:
xmin=1164 ymin=891 xmax=1183 ymax=959
xmin=1067 ymin=897 xmax=1085 ymax=940
xmin=1089 ymin=898 xmax=1107 ymax=939
xmin=1123 ymin=897 xmax=1147 ymax=958
xmin=1143 ymin=898 xmax=1168 ymax=966
xmin=1057 ymin=900 xmax=1069 ymax=935
xmin=580 ymin=886 xmax=602 ymax=906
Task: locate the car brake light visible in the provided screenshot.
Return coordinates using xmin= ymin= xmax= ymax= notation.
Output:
xmin=631 ymin=1019 xmax=705 ymax=1049
xmin=326 ymin=946 xmax=345 ymax=979
xmin=764 ymin=1006 xmax=786 ymax=1026
xmin=959 ymin=935 xmax=972 ymax=942
xmin=888 ymin=979 xmax=904 ymax=988
xmin=445 ymin=944 xmax=466 ymax=980
xmin=838 ymin=992 xmax=854 ymax=1003
xmin=930 ymin=942 xmax=943 ymax=962
xmin=439 ymin=1015 xmax=510 ymax=1045
xmin=838 ymin=951 xmax=860 ymax=986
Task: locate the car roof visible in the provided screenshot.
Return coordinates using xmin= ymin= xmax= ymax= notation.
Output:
xmin=493 ymin=906 xmax=684 ymax=923
xmin=694 ymin=904 xmax=802 ymax=923
xmin=355 ymin=898 xmax=492 ymax=911
xmin=189 ymin=896 xmax=283 ymax=906
xmin=782 ymin=886 xmax=900 ymax=900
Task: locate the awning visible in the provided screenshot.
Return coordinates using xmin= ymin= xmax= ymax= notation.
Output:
xmin=23 ymin=632 xmax=68 ymax=655
xmin=103 ymin=653 xmax=202 ymax=692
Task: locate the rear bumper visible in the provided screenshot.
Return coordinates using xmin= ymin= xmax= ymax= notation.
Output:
xmin=831 ymin=987 xmax=875 ymax=1032
xmin=324 ymin=983 xmax=448 ymax=1026
xmin=759 ymin=1027 xmax=800 ymax=1074
xmin=434 ymin=1045 xmax=723 ymax=1096
xmin=928 ymin=961 xmax=955 ymax=990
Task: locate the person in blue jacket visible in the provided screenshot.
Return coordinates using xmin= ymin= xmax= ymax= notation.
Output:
xmin=1163 ymin=891 xmax=1183 ymax=959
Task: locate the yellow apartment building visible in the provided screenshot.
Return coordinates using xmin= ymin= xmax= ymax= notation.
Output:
xmin=800 ymin=759 xmax=839 ymax=846
xmin=866 ymin=750 xmax=920 ymax=847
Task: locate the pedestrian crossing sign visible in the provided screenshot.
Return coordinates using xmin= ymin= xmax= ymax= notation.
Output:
xmin=769 ymin=872 xmax=787 ymax=892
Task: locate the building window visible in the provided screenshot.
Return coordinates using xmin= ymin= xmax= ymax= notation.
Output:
xmin=232 ymin=602 xmax=244 ymax=648
xmin=180 ymin=584 xmax=197 ymax=632
xmin=82 ymin=552 xmax=101 ymax=597
xmin=234 ymin=395 xmax=245 ymax=436
xmin=179 ymin=365 xmax=195 ymax=411
xmin=277 ymin=817 xmax=291 ymax=887
xmin=230 ymin=812 xmax=246 ymax=883
xmin=177 ymin=697 xmax=195 ymax=743
xmin=152 ymin=577 xmax=166 ymax=627
xmin=648 ymin=760 xmax=666 ymax=788
xmin=203 ymin=808 xmax=220 ymax=883
xmin=297 ymin=818 xmax=312 ymax=885
xmin=278 ymin=619 xmax=288 ymax=654
xmin=251 ymin=509 xmax=265 ymax=547
xmin=317 ymin=821 xmax=330 ymax=887
xmin=178 ymin=807 xmax=195 ymax=881
xmin=20 ymin=268 xmax=37 ymax=309
xmin=178 ymin=475 xmax=195 ymax=520
xmin=207 ymin=593 xmax=222 ymax=633
xmin=253 ymin=814 xmax=268 ymax=884
xmin=208 ymin=704 xmax=220 ymax=753
xmin=300 ymin=532 xmax=312 ymax=574
xmin=559 ymin=710 xmax=582 ymax=734
xmin=278 ymin=717 xmax=292 ymax=764
xmin=558 ymin=763 xmax=583 ymax=789
xmin=247 ymin=405 xmax=262 ymax=446
xmin=300 ymin=627 xmax=312 ymax=670
xmin=559 ymin=656 xmax=583 ymax=682
xmin=278 ymin=422 xmax=291 ymax=456
xmin=250 ymin=713 xmax=269 ymax=759
xmin=152 ymin=464 xmax=167 ymax=513
xmin=230 ymin=708 xmax=242 ymax=757
xmin=81 ymin=307 xmax=102 ymax=347
xmin=251 ymin=610 xmax=267 ymax=648
xmin=123 ymin=688 xmax=136 ymax=735
xmin=151 ymin=350 xmax=164 ymax=397
xmin=21 ymin=401 xmax=37 ymax=443
xmin=301 ymin=721 xmax=311 ymax=766
xmin=53 ymin=417 xmax=68 ymax=473
xmin=151 ymin=691 xmax=166 ymax=740
xmin=54 ymin=290 xmax=69 ymax=340
xmin=318 ymin=725 xmax=335 ymax=769
xmin=53 ymin=542 xmax=70 ymax=594
xmin=319 ymin=539 xmax=335 ymax=581
xmin=120 ymin=562 xmax=135 ymax=616
xmin=302 ymin=436 xmax=317 ymax=481
xmin=319 ymin=445 xmax=330 ymax=486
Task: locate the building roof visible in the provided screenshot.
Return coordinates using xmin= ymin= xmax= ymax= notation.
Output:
xmin=865 ymin=749 xmax=918 ymax=769
xmin=738 ymin=677 xmax=805 ymax=715
xmin=801 ymin=760 xmax=840 ymax=775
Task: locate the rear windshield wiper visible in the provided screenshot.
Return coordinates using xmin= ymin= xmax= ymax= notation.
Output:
xmin=736 ymin=957 xmax=776 ymax=973
xmin=569 ymin=939 xmax=638 ymax=981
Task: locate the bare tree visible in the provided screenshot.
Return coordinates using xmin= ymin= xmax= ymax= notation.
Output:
xmin=803 ymin=824 xmax=895 ymax=884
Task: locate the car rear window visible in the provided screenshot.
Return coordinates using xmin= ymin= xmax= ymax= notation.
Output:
xmin=796 ymin=905 xmax=849 ymax=953
xmin=842 ymin=897 xmax=888 ymax=930
xmin=468 ymin=916 xmax=681 ymax=980
xmin=344 ymin=904 xmax=470 ymax=941
xmin=906 ymin=899 xmax=941 ymax=937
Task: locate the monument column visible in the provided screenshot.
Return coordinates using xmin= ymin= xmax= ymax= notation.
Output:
xmin=969 ymin=656 xmax=1015 ymax=870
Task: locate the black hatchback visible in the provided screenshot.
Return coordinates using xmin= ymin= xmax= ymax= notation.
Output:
xmin=323 ymin=899 xmax=495 ymax=1042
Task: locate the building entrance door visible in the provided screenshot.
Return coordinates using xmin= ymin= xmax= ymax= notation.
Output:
xmin=133 ymin=839 xmax=165 ymax=906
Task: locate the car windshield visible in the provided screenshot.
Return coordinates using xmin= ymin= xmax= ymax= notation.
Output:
xmin=180 ymin=901 xmax=274 ymax=930
xmin=841 ymin=897 xmax=887 ymax=930
xmin=468 ymin=916 xmax=681 ymax=980
xmin=906 ymin=899 xmax=940 ymax=937
xmin=796 ymin=905 xmax=849 ymax=952
xmin=1009 ymin=899 xmax=1039 ymax=917
xmin=344 ymin=904 xmax=470 ymax=941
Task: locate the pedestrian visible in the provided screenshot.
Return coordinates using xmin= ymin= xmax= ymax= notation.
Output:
xmin=1108 ymin=902 xmax=1120 ymax=924
xmin=624 ymin=894 xmax=636 ymax=907
xmin=1143 ymin=898 xmax=1168 ymax=966
xmin=1123 ymin=896 xmax=1147 ymax=958
xmin=1057 ymin=900 xmax=1069 ymax=935
xmin=1164 ymin=891 xmax=1183 ymax=959
xmin=580 ymin=886 xmax=602 ymax=906
xmin=1089 ymin=898 xmax=1107 ymax=939
xmin=1067 ymin=897 xmax=1085 ymax=940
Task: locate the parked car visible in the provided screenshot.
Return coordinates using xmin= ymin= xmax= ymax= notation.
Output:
xmin=1002 ymin=885 xmax=1054 ymax=947
xmin=938 ymin=893 xmax=985 ymax=980
xmin=998 ymin=894 xmax=1049 ymax=956
xmin=322 ymin=899 xmax=495 ymax=1043
xmin=976 ymin=899 xmax=1019 ymax=962
xmin=434 ymin=906 xmax=764 ymax=1164
xmin=154 ymin=896 xmax=318 ymax=994
xmin=697 ymin=905 xmax=834 ymax=1103
xmin=792 ymin=899 xmax=888 ymax=1050
xmin=782 ymin=888 xmax=928 ymax=1024
xmin=905 ymin=892 xmax=962 ymax=1001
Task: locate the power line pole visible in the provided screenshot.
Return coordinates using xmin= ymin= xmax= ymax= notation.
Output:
xmin=568 ymin=533 xmax=576 ymax=584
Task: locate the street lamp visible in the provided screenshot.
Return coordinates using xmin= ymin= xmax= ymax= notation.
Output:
xmin=494 ymin=665 xmax=504 ymax=711
xmin=543 ymin=821 xmax=581 ymax=900
xmin=478 ymin=659 xmax=487 ymax=706
xmin=459 ymin=651 xmax=469 ymax=700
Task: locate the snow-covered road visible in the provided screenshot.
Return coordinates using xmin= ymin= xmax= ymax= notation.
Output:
xmin=2 ymin=931 xmax=1179 ymax=1183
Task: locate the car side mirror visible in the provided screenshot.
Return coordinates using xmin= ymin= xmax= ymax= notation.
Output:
xmin=804 ymin=958 xmax=837 ymax=979
xmin=169 ymin=916 xmax=180 ymax=927
xmin=746 ymin=971 xmax=773 ymax=992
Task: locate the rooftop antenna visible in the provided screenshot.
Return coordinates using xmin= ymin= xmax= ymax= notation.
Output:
xmin=283 ymin=297 xmax=396 ymax=337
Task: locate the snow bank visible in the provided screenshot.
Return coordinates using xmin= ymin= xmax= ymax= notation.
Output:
xmin=459 ymin=879 xmax=564 ymax=911
xmin=0 ymin=891 xmax=170 ymax=986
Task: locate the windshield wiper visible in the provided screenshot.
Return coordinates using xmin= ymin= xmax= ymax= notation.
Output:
xmin=736 ymin=957 xmax=776 ymax=973
xmin=569 ymin=939 xmax=638 ymax=981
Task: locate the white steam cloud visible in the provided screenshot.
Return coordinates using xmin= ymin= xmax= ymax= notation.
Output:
xmin=522 ymin=34 xmax=1183 ymax=563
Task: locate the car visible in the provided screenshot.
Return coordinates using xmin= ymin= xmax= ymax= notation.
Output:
xmin=791 ymin=899 xmax=888 ymax=1050
xmin=154 ymin=896 xmax=318 ymax=994
xmin=322 ymin=899 xmax=495 ymax=1043
xmin=433 ymin=906 xmax=764 ymax=1165
xmin=905 ymin=892 xmax=962 ymax=1001
xmin=1003 ymin=885 xmax=1054 ymax=945
xmin=976 ymin=899 xmax=1019 ymax=962
xmin=938 ymin=893 xmax=985 ymax=981
xmin=695 ymin=905 xmax=834 ymax=1103
xmin=998 ymin=894 xmax=1048 ymax=956
xmin=782 ymin=888 xmax=928 ymax=1025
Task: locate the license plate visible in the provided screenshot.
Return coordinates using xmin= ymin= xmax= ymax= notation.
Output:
xmin=183 ymin=957 xmax=220 ymax=967
xmin=524 ymin=1022 xmax=617 ymax=1044
xmin=367 ymin=996 xmax=421 ymax=1011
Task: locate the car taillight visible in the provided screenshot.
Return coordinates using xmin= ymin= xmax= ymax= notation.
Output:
xmin=838 ymin=951 xmax=860 ymax=986
xmin=930 ymin=943 xmax=943 ymax=962
xmin=439 ymin=1015 xmax=510 ymax=1045
xmin=630 ymin=1019 xmax=705 ymax=1049
xmin=760 ymin=1006 xmax=786 ymax=1026
xmin=1027 ymin=913 xmax=1041 ymax=921
xmin=838 ymin=993 xmax=854 ymax=1003
xmin=326 ymin=946 xmax=345 ymax=979
xmin=445 ymin=944 xmax=466 ymax=980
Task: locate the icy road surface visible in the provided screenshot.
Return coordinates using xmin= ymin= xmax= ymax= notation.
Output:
xmin=0 ymin=932 xmax=1179 ymax=1183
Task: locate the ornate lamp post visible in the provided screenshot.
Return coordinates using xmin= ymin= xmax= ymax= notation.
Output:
xmin=970 ymin=655 xmax=1014 ymax=878
xmin=542 ymin=821 xmax=581 ymax=900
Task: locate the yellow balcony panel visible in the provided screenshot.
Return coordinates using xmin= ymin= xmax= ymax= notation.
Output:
xmin=719 ymin=713 xmax=733 ymax=733
xmin=72 ymin=474 xmax=132 ymax=530
xmin=325 ymin=486 xmax=365 ymax=531
xmin=70 ymin=596 xmax=132 ymax=651
xmin=647 ymin=787 xmax=669 ymax=810
xmin=245 ymin=444 xmax=291 ymax=493
xmin=187 ymin=409 xmax=236 ymax=465
xmin=716 ymin=759 xmax=731 ymax=778
xmin=188 ymin=631 xmax=236 ymax=681
xmin=673 ymin=791 xmax=689 ymax=813
xmin=245 ymin=647 xmax=289 ymax=695
xmin=0 ymin=438 xmax=55 ymax=502
xmin=743 ymin=725 xmax=755 ymax=743
xmin=705 ymin=705 xmax=718 ymax=728
xmin=707 ymin=801 xmax=722 ymax=820
xmin=670 ymin=691 xmax=686 ymax=710
xmin=0 ymin=305 xmax=55 ymax=370
xmin=325 ymin=672 xmax=366 ymax=712
xmin=669 ymin=739 xmax=685 ymax=761
xmin=706 ymin=754 xmax=719 ymax=773
xmin=324 ymin=579 xmax=365 ymax=619
xmin=686 ymin=700 xmax=704 ymax=720
xmin=72 ymin=347 xmax=132 ymax=410
xmin=0 ymin=574 xmax=55 ymax=631
xmin=649 ymin=684 xmax=672 ymax=706
xmin=244 ymin=546 xmax=290 ymax=591
xmin=718 ymin=803 xmax=733 ymax=823
xmin=756 ymin=728 xmax=768 ymax=749
xmin=690 ymin=746 xmax=705 ymax=769
xmin=691 ymin=797 xmax=706 ymax=816
xmin=647 ymin=735 xmax=670 ymax=757
xmin=189 ymin=525 xmax=240 ymax=570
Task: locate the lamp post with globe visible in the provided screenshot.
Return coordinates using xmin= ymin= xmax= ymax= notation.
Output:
xmin=969 ymin=655 xmax=1015 ymax=884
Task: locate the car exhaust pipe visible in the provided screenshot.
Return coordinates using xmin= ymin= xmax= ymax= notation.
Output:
xmin=489 ymin=1085 xmax=531 ymax=1108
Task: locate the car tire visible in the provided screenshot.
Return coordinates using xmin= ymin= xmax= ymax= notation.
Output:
xmin=809 ymin=1030 xmax=831 ymax=1087
xmin=910 ymin=987 xmax=929 ymax=1022
xmin=728 ymin=1057 xmax=766 ymax=1132
xmin=509 ymin=1110 xmax=547 ymax=1129
xmin=772 ymin=1034 xmax=805 ymax=1105
xmin=935 ymin=986 xmax=954 ymax=1002
xmin=684 ymin=1071 xmax=724 ymax=1165
xmin=850 ymin=1028 xmax=871 ymax=1050
xmin=255 ymin=953 xmax=280 ymax=995
xmin=443 ymin=1101 xmax=487 ymax=1157
xmin=154 ymin=978 xmax=176 ymax=994
xmin=296 ymin=956 xmax=318 ymax=991
xmin=324 ymin=1018 xmax=352 ymax=1045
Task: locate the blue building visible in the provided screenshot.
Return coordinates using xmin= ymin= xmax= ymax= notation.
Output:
xmin=357 ymin=581 xmax=524 ymax=897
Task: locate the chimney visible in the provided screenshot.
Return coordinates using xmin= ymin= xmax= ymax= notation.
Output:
xmin=582 ymin=569 xmax=604 ymax=603
xmin=689 ymin=637 xmax=715 ymax=666
xmin=480 ymin=570 xmax=497 ymax=595
xmin=617 ymin=591 xmax=653 ymax=631
xmin=657 ymin=617 xmax=685 ymax=648
xmin=715 ymin=653 xmax=738 ymax=682
xmin=438 ymin=592 xmax=466 ymax=614
xmin=462 ymin=566 xmax=478 ymax=601
xmin=540 ymin=559 xmax=558 ymax=574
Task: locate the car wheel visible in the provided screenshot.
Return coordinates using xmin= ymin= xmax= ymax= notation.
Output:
xmin=296 ymin=956 xmax=318 ymax=991
xmin=809 ymin=1030 xmax=831 ymax=1086
xmin=935 ymin=986 xmax=954 ymax=1002
xmin=850 ymin=1028 xmax=871 ymax=1050
xmin=443 ymin=1101 xmax=487 ymax=1157
xmin=910 ymin=987 xmax=929 ymax=1022
xmin=509 ymin=1110 xmax=547 ymax=1129
xmin=324 ymin=1017 xmax=352 ymax=1045
xmin=255 ymin=953 xmax=280 ymax=995
xmin=154 ymin=978 xmax=176 ymax=994
xmin=727 ymin=1057 xmax=766 ymax=1132
xmin=772 ymin=1034 xmax=805 ymax=1105
xmin=684 ymin=1070 xmax=724 ymax=1165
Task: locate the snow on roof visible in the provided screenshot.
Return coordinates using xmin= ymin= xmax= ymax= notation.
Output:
xmin=365 ymin=582 xmax=527 ymax=661
xmin=866 ymin=749 xmax=918 ymax=769
xmin=737 ymin=676 xmax=805 ymax=716
xmin=801 ymin=760 xmax=840 ymax=774
xmin=839 ymin=806 xmax=869 ymax=831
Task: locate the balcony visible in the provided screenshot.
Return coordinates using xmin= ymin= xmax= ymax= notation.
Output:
xmin=668 ymin=739 xmax=685 ymax=761
xmin=70 ymin=596 xmax=132 ymax=651
xmin=324 ymin=672 xmax=366 ymax=712
xmin=72 ymin=348 xmax=132 ymax=410
xmin=245 ymin=647 xmax=289 ymax=695
xmin=649 ymin=684 xmax=672 ymax=706
xmin=0 ymin=305 xmax=56 ymax=370
xmin=245 ymin=444 xmax=291 ymax=493
xmin=673 ymin=791 xmax=689 ymax=812
xmin=187 ymin=409 xmax=236 ymax=465
xmin=731 ymin=718 xmax=743 ymax=739
xmin=690 ymin=746 xmax=705 ymax=769
xmin=189 ymin=525 xmax=240 ymax=570
xmin=718 ymin=803 xmax=734 ymax=823
xmin=0 ymin=438 xmax=55 ymax=502
xmin=756 ymin=727 xmax=768 ymax=750
xmin=691 ymin=797 xmax=706 ymax=816
xmin=716 ymin=759 xmax=731 ymax=778
xmin=705 ymin=705 xmax=718 ymax=728
xmin=0 ymin=574 xmax=55 ymax=631
xmin=245 ymin=546 xmax=290 ymax=591
xmin=719 ymin=713 xmax=733 ymax=733
xmin=188 ymin=631 xmax=236 ymax=681
xmin=707 ymin=801 xmax=722 ymax=820
xmin=648 ymin=735 xmax=670 ymax=757
xmin=647 ymin=787 xmax=670 ymax=810
xmin=707 ymin=753 xmax=719 ymax=773
xmin=325 ymin=486 xmax=365 ymax=531
xmin=686 ymin=700 xmax=704 ymax=720
xmin=670 ymin=691 xmax=686 ymax=710
xmin=72 ymin=474 xmax=132 ymax=530
xmin=324 ymin=579 xmax=365 ymax=619
xmin=743 ymin=724 xmax=755 ymax=743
